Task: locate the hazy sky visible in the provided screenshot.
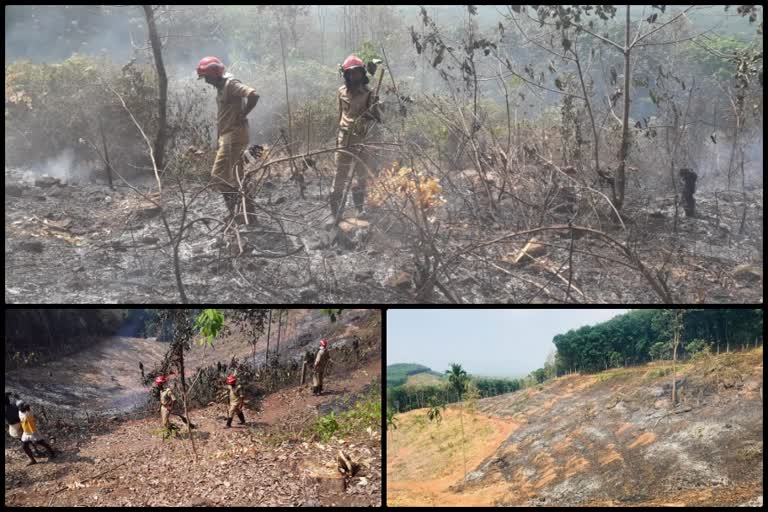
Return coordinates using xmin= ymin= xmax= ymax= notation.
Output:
xmin=387 ymin=309 xmax=629 ymax=377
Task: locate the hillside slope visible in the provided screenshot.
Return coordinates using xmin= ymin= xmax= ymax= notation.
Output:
xmin=5 ymin=310 xmax=382 ymax=507
xmin=5 ymin=309 xmax=374 ymax=417
xmin=388 ymin=348 xmax=763 ymax=507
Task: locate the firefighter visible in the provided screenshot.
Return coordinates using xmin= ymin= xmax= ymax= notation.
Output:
xmin=313 ymin=339 xmax=331 ymax=396
xmin=225 ymin=374 xmax=246 ymax=428
xmin=329 ymin=55 xmax=382 ymax=222
xmin=196 ymin=56 xmax=260 ymax=224
xmin=156 ymin=376 xmax=195 ymax=429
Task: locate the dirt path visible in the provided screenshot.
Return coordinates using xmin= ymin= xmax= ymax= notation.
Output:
xmin=387 ymin=405 xmax=519 ymax=507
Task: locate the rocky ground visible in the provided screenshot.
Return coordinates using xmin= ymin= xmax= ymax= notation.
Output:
xmin=5 ymin=165 xmax=763 ymax=303
xmin=388 ymin=348 xmax=763 ymax=507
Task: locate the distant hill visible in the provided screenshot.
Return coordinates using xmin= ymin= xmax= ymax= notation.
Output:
xmin=387 ymin=363 xmax=443 ymax=388
xmin=404 ymin=372 xmax=445 ymax=388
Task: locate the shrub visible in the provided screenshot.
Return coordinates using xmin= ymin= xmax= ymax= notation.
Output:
xmin=5 ymin=55 xmax=158 ymax=176
xmin=685 ymin=339 xmax=713 ymax=357
xmin=314 ymin=411 xmax=340 ymax=441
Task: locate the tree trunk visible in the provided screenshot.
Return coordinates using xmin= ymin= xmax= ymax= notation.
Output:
xmin=173 ymin=334 xmax=198 ymax=462
xmin=275 ymin=310 xmax=283 ymax=364
xmin=614 ymin=4 xmax=632 ymax=211
xmin=265 ymin=309 xmax=272 ymax=363
xmin=142 ymin=5 xmax=167 ymax=172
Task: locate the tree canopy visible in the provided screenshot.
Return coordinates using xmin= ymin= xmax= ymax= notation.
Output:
xmin=554 ymin=309 xmax=762 ymax=374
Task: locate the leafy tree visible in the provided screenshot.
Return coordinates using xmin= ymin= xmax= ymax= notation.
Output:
xmin=446 ymin=363 xmax=469 ymax=481
xmin=553 ymin=309 xmax=761 ymax=373
xmin=530 ymin=368 xmax=547 ymax=384
xmin=684 ymin=338 xmax=712 ymax=357
xmin=650 ymin=341 xmax=672 ymax=361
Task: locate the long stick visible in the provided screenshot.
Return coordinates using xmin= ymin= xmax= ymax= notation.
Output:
xmin=99 ymin=117 xmax=114 ymax=190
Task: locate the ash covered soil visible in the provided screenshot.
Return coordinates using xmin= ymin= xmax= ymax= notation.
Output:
xmin=5 ymin=165 xmax=763 ymax=303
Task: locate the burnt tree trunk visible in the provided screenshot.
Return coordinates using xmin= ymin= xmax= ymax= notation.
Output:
xmin=142 ymin=5 xmax=167 ymax=172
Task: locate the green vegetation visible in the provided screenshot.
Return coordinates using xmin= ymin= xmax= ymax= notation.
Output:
xmin=596 ymin=367 xmax=637 ymax=383
xmin=314 ymin=411 xmax=341 ymax=441
xmin=153 ymin=423 xmax=181 ymax=441
xmin=554 ymin=309 xmax=763 ymax=375
xmin=312 ymin=385 xmax=381 ymax=441
xmin=194 ymin=309 xmax=225 ymax=346
xmin=645 ymin=367 xmax=674 ymax=379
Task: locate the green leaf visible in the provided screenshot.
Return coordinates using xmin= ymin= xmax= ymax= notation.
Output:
xmin=194 ymin=309 xmax=224 ymax=346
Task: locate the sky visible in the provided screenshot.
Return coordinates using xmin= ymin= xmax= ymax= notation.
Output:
xmin=387 ymin=309 xmax=629 ymax=377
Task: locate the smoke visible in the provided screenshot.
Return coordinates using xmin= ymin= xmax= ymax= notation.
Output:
xmin=694 ymin=130 xmax=764 ymax=191
xmin=30 ymin=148 xmax=94 ymax=185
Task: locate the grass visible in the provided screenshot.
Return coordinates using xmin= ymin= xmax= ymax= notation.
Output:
xmin=645 ymin=367 xmax=674 ymax=379
xmin=312 ymin=383 xmax=381 ymax=441
xmin=153 ymin=423 xmax=181 ymax=441
xmin=736 ymin=441 xmax=762 ymax=462
xmin=596 ymin=368 xmax=636 ymax=383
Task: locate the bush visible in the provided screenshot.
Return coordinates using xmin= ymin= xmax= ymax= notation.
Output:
xmin=685 ymin=339 xmax=713 ymax=357
xmin=314 ymin=411 xmax=340 ymax=441
xmin=5 ymin=55 xmax=158 ymax=177
xmin=312 ymin=384 xmax=381 ymax=440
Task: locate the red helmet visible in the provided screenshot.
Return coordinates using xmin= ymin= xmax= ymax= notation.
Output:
xmin=227 ymin=375 xmax=237 ymax=385
xmin=155 ymin=376 xmax=167 ymax=386
xmin=320 ymin=339 xmax=328 ymax=348
xmin=196 ymin=56 xmax=225 ymax=79
xmin=342 ymin=55 xmax=365 ymax=72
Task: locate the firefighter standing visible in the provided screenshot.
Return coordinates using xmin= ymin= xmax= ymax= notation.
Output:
xmin=312 ymin=339 xmax=331 ymax=396
xmin=196 ymin=56 xmax=260 ymax=224
xmin=225 ymin=374 xmax=246 ymax=428
xmin=330 ymin=55 xmax=382 ymax=221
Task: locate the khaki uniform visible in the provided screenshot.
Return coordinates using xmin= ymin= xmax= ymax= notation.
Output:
xmin=313 ymin=348 xmax=330 ymax=392
xmin=330 ymin=84 xmax=381 ymax=216
xmin=211 ymin=75 xmax=257 ymax=193
xmin=160 ymin=388 xmax=176 ymax=428
xmin=227 ymin=384 xmax=245 ymax=418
